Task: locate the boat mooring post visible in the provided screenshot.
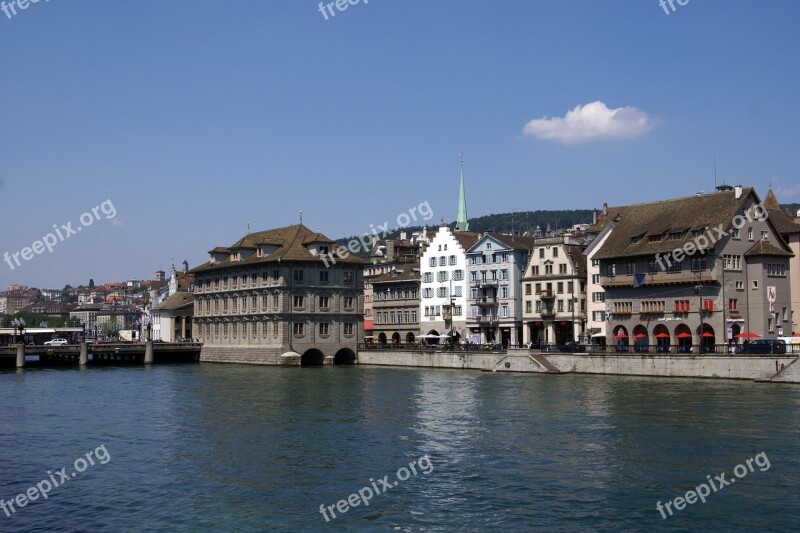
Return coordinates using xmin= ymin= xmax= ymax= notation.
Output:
xmin=16 ymin=344 xmax=25 ymax=368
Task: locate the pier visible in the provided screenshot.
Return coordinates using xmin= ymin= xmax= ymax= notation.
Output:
xmin=0 ymin=341 xmax=202 ymax=369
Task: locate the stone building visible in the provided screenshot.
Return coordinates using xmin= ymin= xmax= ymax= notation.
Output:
xmin=465 ymin=233 xmax=536 ymax=347
xmin=370 ymin=261 xmax=421 ymax=345
xmin=191 ymin=224 xmax=366 ymax=365
xmin=593 ymin=186 xmax=793 ymax=351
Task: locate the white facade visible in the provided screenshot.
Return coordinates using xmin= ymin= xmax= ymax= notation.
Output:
xmin=419 ymin=225 xmax=475 ymax=338
xmin=584 ymin=224 xmax=614 ymax=343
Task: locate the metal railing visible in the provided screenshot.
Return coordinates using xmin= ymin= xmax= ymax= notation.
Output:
xmin=533 ymin=343 xmax=797 ymax=356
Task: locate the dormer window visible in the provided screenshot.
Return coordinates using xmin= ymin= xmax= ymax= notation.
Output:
xmin=648 ymin=234 xmax=662 ymax=242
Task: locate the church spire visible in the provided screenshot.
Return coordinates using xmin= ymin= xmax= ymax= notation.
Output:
xmin=456 ymin=153 xmax=469 ymax=231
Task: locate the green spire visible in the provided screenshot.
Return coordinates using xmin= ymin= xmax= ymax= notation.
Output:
xmin=456 ymin=154 xmax=469 ymax=231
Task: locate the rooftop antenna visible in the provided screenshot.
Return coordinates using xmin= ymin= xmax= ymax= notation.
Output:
xmin=713 ymin=157 xmax=717 ymax=188
xmin=246 ymin=221 xmax=250 ymax=235
xmin=299 ymin=210 xmax=303 ymax=225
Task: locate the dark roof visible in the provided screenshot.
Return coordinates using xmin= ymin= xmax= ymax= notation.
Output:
xmin=586 ymin=206 xmax=628 ymax=234
xmin=154 ymin=292 xmax=195 ymax=311
xmin=744 ymin=240 xmax=794 ymax=257
xmin=763 ymin=190 xmax=800 ymax=236
xmin=476 ymin=233 xmax=538 ymax=251
xmin=193 ymin=224 xmax=368 ymax=274
xmin=452 ymin=230 xmax=482 ymax=251
xmin=370 ymin=262 xmax=421 ymax=284
xmin=594 ymin=188 xmax=762 ymax=259
xmin=565 ymin=244 xmax=588 ymax=279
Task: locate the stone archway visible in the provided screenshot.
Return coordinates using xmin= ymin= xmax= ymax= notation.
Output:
xmin=301 ymin=348 xmax=325 ymax=366
xmin=333 ymin=348 xmax=356 ymax=365
xmin=378 ymin=332 xmax=387 ymax=346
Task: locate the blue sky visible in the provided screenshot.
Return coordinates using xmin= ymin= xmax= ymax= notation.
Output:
xmin=1 ymin=0 xmax=798 ymax=289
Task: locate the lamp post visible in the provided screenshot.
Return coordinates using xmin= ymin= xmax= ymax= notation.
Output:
xmin=12 ymin=318 xmax=25 ymax=344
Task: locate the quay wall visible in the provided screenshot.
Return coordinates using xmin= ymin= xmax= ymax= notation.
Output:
xmin=357 ymin=349 xmax=800 ymax=382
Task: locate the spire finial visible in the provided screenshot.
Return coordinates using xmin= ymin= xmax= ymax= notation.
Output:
xmin=300 ymin=210 xmax=303 ymax=225
xmin=456 ymin=153 xmax=469 ymax=231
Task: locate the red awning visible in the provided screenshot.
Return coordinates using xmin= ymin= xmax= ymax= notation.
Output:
xmin=676 ymin=332 xmax=692 ymax=339
xmin=734 ymin=332 xmax=760 ymax=338
xmin=701 ymin=332 xmax=715 ymax=338
xmin=364 ymin=320 xmax=374 ymax=331
xmin=634 ymin=333 xmax=647 ymax=339
xmin=614 ymin=333 xmax=628 ymax=339
xmin=655 ymin=332 xmax=670 ymax=339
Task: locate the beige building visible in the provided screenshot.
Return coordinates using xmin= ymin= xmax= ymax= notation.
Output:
xmin=593 ymin=186 xmax=793 ymax=352
xmin=0 ymin=292 xmax=30 ymax=315
xmin=521 ymin=236 xmax=588 ymax=347
xmin=763 ymin=190 xmax=800 ymax=336
xmin=191 ymin=224 xmax=366 ymax=365
xmin=370 ymin=262 xmax=421 ymax=345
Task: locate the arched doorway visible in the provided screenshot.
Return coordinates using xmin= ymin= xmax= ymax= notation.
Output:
xmin=406 ymin=332 xmax=415 ymax=344
xmin=653 ymin=324 xmax=670 ymax=353
xmin=632 ymin=325 xmax=649 ymax=353
xmin=391 ymin=332 xmax=401 ymax=347
xmin=425 ymin=329 xmax=440 ymax=345
xmin=698 ymin=324 xmax=715 ymax=354
xmin=613 ymin=325 xmax=629 ymax=352
xmin=378 ymin=332 xmax=387 ymax=346
xmin=333 ymin=348 xmax=356 ymax=365
xmin=675 ymin=324 xmax=692 ymax=353
xmin=301 ymin=348 xmax=325 ymax=366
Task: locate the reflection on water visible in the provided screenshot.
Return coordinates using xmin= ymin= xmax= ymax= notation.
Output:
xmin=1 ymin=365 xmax=798 ymax=532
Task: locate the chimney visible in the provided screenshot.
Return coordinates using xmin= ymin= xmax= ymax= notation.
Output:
xmin=400 ymin=231 xmax=407 ymax=241
xmin=182 ymin=260 xmax=189 ymax=274
xmin=602 ymin=203 xmax=608 ymax=216
xmin=735 ymin=185 xmax=743 ymax=199
xmin=592 ymin=210 xmax=597 ymax=225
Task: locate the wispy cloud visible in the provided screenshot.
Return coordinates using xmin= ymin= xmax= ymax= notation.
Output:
xmin=522 ymin=101 xmax=654 ymax=144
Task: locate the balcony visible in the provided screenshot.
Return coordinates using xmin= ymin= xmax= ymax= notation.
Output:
xmin=540 ymin=307 xmax=556 ymax=318
xmin=601 ymin=270 xmax=715 ymax=287
xmin=538 ymin=290 xmax=555 ymax=300
xmin=476 ymin=296 xmax=497 ymax=306
xmin=475 ymin=315 xmax=499 ymax=324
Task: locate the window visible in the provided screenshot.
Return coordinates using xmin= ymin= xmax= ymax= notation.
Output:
xmin=535 ymin=301 xmax=542 ymax=312
xmin=748 ymin=227 xmax=754 ymax=241
xmin=557 ymin=300 xmax=564 ymax=312
xmin=674 ymin=300 xmax=690 ymax=312
xmin=293 ymin=296 xmax=304 ymax=308
xmin=761 ymin=230 xmax=769 ymax=240
xmin=593 ymin=310 xmax=605 ymax=322
xmin=535 ymin=283 xmax=542 ymax=294
xmin=273 ymin=294 xmax=280 ymax=307
xmin=592 ymin=259 xmax=599 ymax=267
xmin=532 ymin=266 xmax=540 ymax=275
xmin=557 ymin=282 xmax=564 ymax=294
xmin=735 ymin=281 xmax=744 ymax=290
xmin=454 ymin=286 xmax=463 ymax=297
xmin=293 ymin=270 xmax=304 ymax=283
xmin=526 ymin=301 xmax=532 ymax=313
xmin=545 ymin=264 xmax=553 ymax=275
xmin=319 ymin=296 xmax=330 ymax=309
xmin=319 ymin=271 xmax=329 ymax=282
xmin=782 ymin=307 xmax=788 ymax=322
xmin=344 ymin=296 xmax=354 ymax=309
xmin=613 ymin=302 xmax=633 ymax=314
xmin=648 ymin=234 xmax=662 ymax=242
xmin=453 ymin=270 xmax=464 ymax=281
xmin=592 ymin=292 xmax=605 ymax=303
xmin=411 ymin=310 xmax=417 ymax=323
xmin=344 ymin=272 xmax=353 ymax=283
xmin=568 ymin=281 xmax=574 ymax=293
xmin=606 ymin=264 xmax=616 ymax=277
xmin=667 ymin=261 xmax=682 ymax=273
xmin=452 ymin=305 xmax=462 ymax=316
xmin=592 ymin=274 xmax=601 ymax=284
xmin=728 ymin=299 xmax=738 ymax=310
xmin=424 ymin=272 xmax=433 ymax=283
xmin=429 ymin=257 xmax=436 ymax=267
xmin=439 ymin=256 xmax=446 ymax=266
xmin=732 ymin=228 xmax=740 ymax=239
xmin=293 ymin=323 xmax=304 ymax=335
xmin=723 ymin=255 xmax=742 ymax=271
xmin=767 ymin=264 xmax=786 ymax=277
xmin=559 ymin=264 xmax=567 ymax=274
xmin=449 ymin=255 xmax=457 ymax=265
xmin=437 ymin=271 xmax=449 ymax=282
xmin=752 ymin=280 xmax=758 ymax=289
xmin=500 ymin=287 xmax=508 ymax=299
xmin=626 ymin=262 xmax=635 ymax=275
xmin=501 ymin=305 xmax=509 ymax=317
xmin=539 ymin=248 xmax=545 ymax=258
xmin=553 ymin=248 xmax=559 ymax=257
xmin=567 ymin=299 xmax=574 ymax=312
xmin=319 ymin=323 xmax=330 ymax=336
xmin=691 ymin=257 xmax=707 ymax=272
xmin=344 ymin=323 xmax=354 ymax=335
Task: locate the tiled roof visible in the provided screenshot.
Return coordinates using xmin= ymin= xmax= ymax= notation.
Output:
xmin=744 ymin=240 xmax=794 ymax=257
xmin=154 ymin=292 xmax=195 ymax=311
xmin=764 ymin=190 xmax=800 ymax=235
xmin=452 ymin=230 xmax=482 ymax=251
xmin=370 ymin=262 xmax=421 ymax=283
xmin=594 ymin=188 xmax=764 ymax=259
xmin=480 ymin=232 xmax=538 ymax=251
xmin=192 ymin=224 xmax=368 ymax=273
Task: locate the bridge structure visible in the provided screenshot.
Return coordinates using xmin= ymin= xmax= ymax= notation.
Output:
xmin=0 ymin=341 xmax=201 ymax=368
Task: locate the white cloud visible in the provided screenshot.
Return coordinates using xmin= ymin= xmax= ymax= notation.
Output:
xmin=522 ymin=101 xmax=654 ymax=144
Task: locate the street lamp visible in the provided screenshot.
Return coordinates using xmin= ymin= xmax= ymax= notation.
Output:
xmin=12 ymin=318 xmax=25 ymax=344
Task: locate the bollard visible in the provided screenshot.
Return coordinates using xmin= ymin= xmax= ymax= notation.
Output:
xmin=144 ymin=340 xmax=154 ymax=364
xmin=80 ymin=342 xmax=88 ymax=366
xmin=16 ymin=344 xmax=25 ymax=368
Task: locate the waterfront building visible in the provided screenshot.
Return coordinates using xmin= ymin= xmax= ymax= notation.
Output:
xmin=370 ymin=261 xmax=421 ymax=345
xmin=191 ymin=224 xmax=366 ymax=365
xmin=419 ymin=224 xmax=480 ymax=340
xmin=465 ymin=233 xmax=536 ymax=347
xmin=0 ymin=291 xmax=30 ymax=315
xmin=593 ymin=186 xmax=793 ymax=350
xmin=151 ymin=262 xmax=195 ymax=342
xmin=521 ymin=236 xmax=588 ymax=346
xmin=763 ymin=189 xmax=800 ymax=336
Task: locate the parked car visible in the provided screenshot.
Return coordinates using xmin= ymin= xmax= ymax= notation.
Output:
xmin=44 ymin=338 xmax=69 ymax=346
xmin=558 ymin=341 xmax=587 ymax=353
xmin=741 ymin=339 xmax=786 ymax=354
